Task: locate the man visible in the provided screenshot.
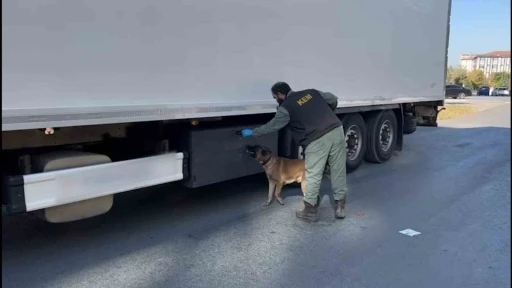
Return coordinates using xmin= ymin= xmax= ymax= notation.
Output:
xmin=240 ymin=82 xmax=348 ymax=222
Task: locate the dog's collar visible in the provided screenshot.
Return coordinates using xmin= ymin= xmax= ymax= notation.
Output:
xmin=260 ymin=156 xmax=272 ymax=166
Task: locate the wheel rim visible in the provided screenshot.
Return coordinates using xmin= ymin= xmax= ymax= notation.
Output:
xmin=458 ymin=92 xmax=465 ymax=99
xmin=345 ymin=125 xmax=362 ymax=161
xmin=298 ymin=146 xmax=304 ymax=160
xmin=379 ymin=120 xmax=393 ymax=152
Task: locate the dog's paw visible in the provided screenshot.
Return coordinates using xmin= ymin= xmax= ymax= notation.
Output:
xmin=277 ymin=198 xmax=284 ymax=205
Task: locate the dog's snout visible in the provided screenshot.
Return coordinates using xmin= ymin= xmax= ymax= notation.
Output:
xmin=245 ymin=145 xmax=257 ymax=157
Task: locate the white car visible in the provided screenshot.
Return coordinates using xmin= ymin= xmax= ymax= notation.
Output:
xmin=491 ymin=87 xmax=510 ymax=96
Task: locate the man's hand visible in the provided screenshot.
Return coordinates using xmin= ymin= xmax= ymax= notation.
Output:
xmin=240 ymin=129 xmax=253 ymax=137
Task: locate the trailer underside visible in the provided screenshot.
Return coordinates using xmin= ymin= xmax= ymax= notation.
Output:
xmin=2 ymin=101 xmax=443 ymax=222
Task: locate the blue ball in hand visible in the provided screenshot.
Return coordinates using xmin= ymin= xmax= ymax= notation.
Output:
xmin=241 ymin=129 xmax=253 ymax=137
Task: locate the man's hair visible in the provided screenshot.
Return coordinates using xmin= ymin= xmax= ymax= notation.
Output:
xmin=271 ymin=82 xmax=292 ymax=95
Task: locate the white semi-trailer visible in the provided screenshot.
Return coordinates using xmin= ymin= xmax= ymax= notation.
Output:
xmin=2 ymin=0 xmax=450 ymax=223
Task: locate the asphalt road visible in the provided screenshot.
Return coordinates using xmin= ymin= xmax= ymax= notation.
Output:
xmin=2 ymin=103 xmax=511 ymax=288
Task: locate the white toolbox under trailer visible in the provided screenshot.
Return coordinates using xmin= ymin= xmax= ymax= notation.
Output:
xmin=2 ymin=0 xmax=449 ymax=222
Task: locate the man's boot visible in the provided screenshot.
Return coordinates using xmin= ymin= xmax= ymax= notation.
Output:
xmin=334 ymin=199 xmax=346 ymax=219
xmin=314 ymin=195 xmax=321 ymax=207
xmin=296 ymin=201 xmax=318 ymax=222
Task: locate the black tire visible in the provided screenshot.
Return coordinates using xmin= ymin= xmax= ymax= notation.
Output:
xmin=364 ymin=110 xmax=398 ymax=163
xmin=342 ymin=113 xmax=367 ymax=172
xmin=403 ymin=113 xmax=417 ymax=135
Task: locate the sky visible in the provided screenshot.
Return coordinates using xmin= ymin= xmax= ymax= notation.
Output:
xmin=448 ymin=0 xmax=511 ymax=66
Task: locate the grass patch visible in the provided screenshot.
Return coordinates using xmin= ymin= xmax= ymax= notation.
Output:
xmin=438 ymin=104 xmax=478 ymax=120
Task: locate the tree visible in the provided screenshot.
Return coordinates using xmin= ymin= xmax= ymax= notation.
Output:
xmin=467 ymin=69 xmax=486 ymax=89
xmin=462 ymin=78 xmax=472 ymax=88
xmin=489 ymin=72 xmax=511 ymax=88
xmin=446 ymin=66 xmax=468 ymax=85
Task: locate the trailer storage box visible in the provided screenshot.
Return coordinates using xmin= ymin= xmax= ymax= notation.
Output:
xmin=182 ymin=125 xmax=278 ymax=188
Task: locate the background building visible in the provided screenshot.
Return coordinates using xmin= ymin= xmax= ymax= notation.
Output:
xmin=460 ymin=51 xmax=511 ymax=78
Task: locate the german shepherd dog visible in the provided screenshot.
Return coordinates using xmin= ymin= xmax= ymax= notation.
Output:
xmin=246 ymin=145 xmax=306 ymax=206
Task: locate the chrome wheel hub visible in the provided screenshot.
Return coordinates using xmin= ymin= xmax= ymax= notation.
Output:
xmin=345 ymin=125 xmax=362 ymax=161
xmin=379 ymin=120 xmax=393 ymax=152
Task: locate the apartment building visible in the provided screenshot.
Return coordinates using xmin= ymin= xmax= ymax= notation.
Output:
xmin=460 ymin=51 xmax=511 ymax=78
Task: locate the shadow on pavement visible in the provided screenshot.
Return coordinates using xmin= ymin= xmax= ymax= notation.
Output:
xmin=2 ymin=125 xmax=510 ymax=288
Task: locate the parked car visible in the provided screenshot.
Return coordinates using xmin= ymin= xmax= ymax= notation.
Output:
xmin=477 ymin=86 xmax=490 ymax=96
xmin=445 ymin=84 xmax=472 ymax=99
xmin=491 ymin=87 xmax=510 ymax=96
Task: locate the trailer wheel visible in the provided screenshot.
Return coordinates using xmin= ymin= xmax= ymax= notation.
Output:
xmin=342 ymin=113 xmax=367 ymax=172
xmin=364 ymin=110 xmax=398 ymax=163
xmin=403 ymin=113 xmax=417 ymax=135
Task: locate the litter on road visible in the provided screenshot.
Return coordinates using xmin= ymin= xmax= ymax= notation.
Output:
xmin=399 ymin=229 xmax=422 ymax=237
